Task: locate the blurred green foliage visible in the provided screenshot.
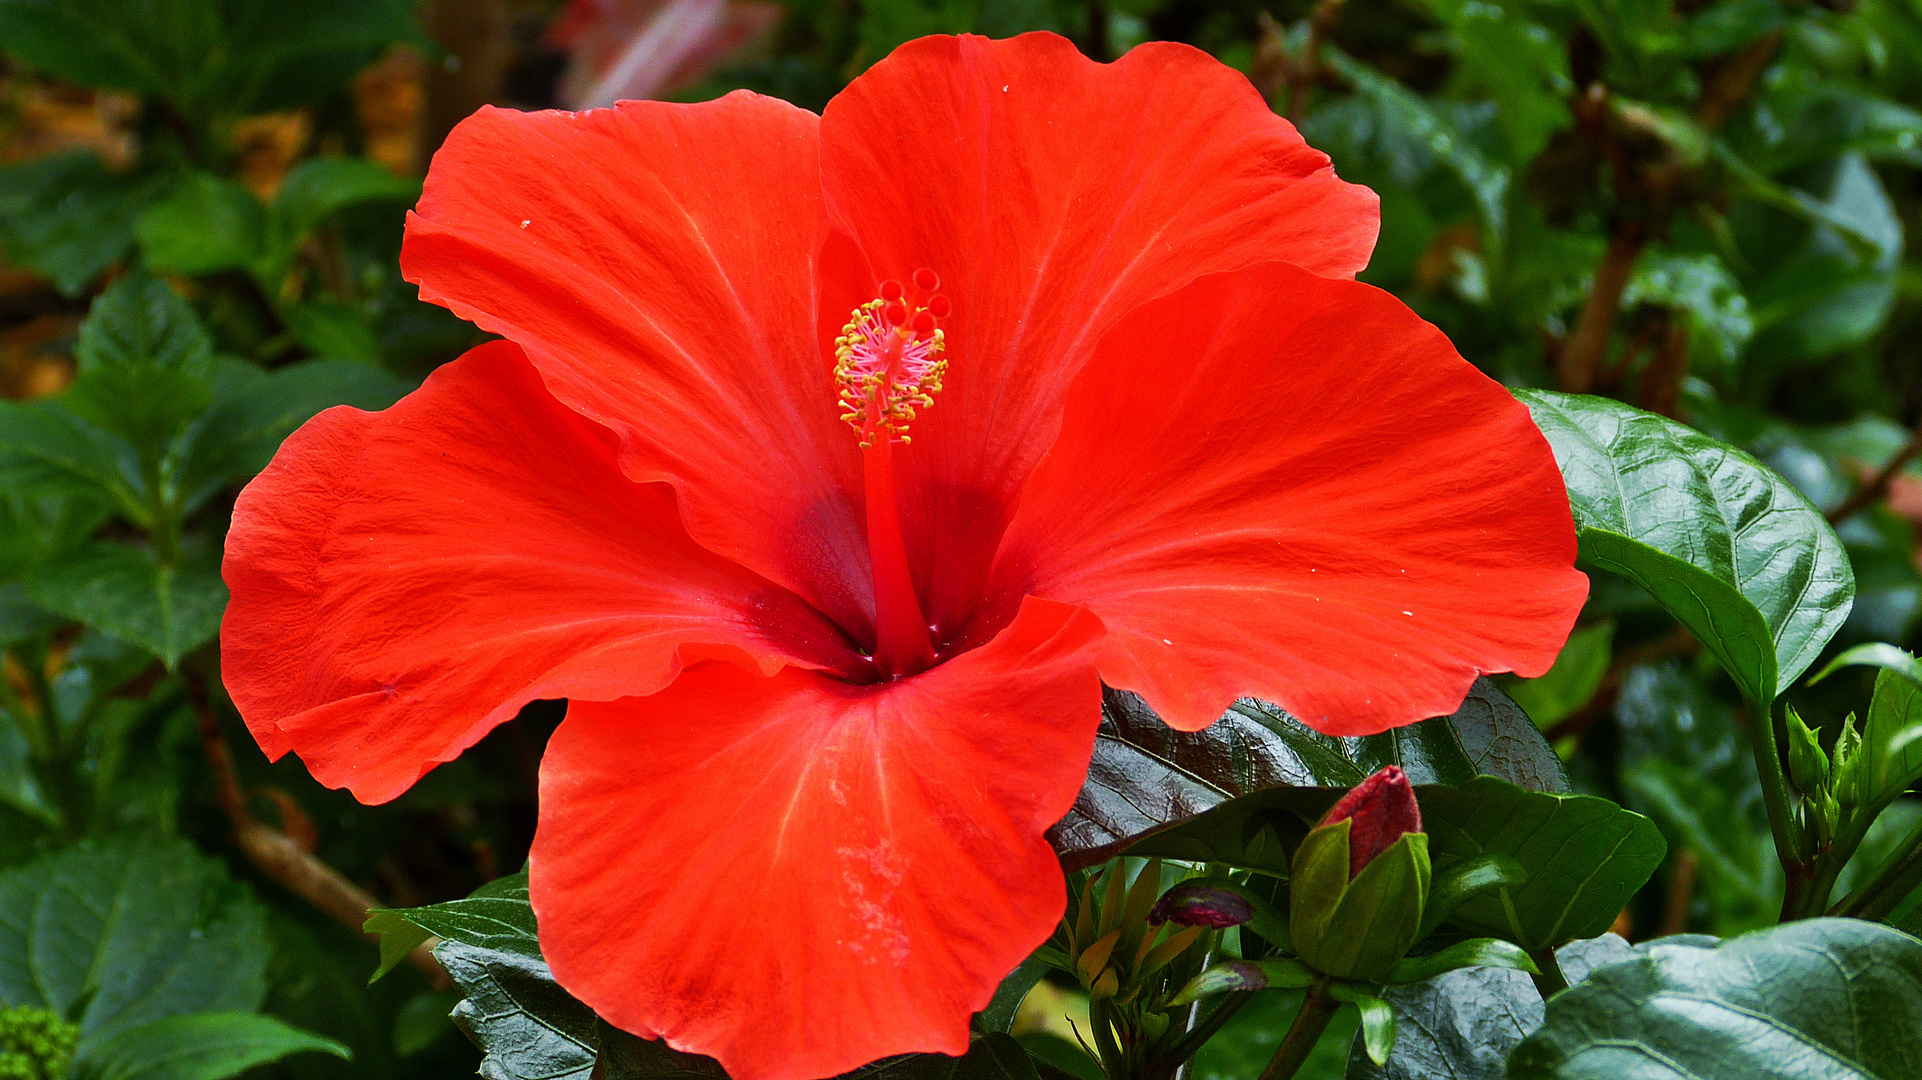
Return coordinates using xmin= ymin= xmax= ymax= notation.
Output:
xmin=2 ymin=0 xmax=1922 ymax=1075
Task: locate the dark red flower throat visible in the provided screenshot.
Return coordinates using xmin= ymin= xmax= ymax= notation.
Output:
xmin=835 ymin=269 xmax=953 ymax=678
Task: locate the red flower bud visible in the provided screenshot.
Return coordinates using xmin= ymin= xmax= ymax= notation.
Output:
xmin=1319 ymin=765 xmax=1422 ymax=879
xmin=1150 ymin=884 xmax=1256 ymax=929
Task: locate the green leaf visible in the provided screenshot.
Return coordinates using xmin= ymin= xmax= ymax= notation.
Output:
xmin=1422 ymin=777 xmax=1667 ymax=951
xmin=1342 ymin=934 xmax=1636 ymax=1080
xmin=277 ymin=301 xmax=383 ymax=363
xmin=437 ymin=941 xmax=602 ymax=1080
xmin=0 ymin=401 xmax=146 ymax=523
xmin=30 ymin=543 xmax=226 ymax=668
xmin=0 ymin=152 xmax=157 ymax=296
xmin=1508 ymin=919 xmax=1922 ymax=1079
xmin=173 ymin=358 xmax=409 ymax=511
xmin=1327 ymin=985 xmax=1395 ymax=1067
xmin=135 ymin=172 xmax=263 ymax=276
xmin=0 ymin=0 xmax=422 ymax=116
xmin=1518 ymin=391 xmax=1854 ymax=706
xmin=977 ymin=954 xmax=1049 ymax=1034
xmin=74 ymin=1012 xmax=348 ymax=1080
xmin=1858 ymin=669 xmax=1922 ymax=809
xmin=0 ymin=834 xmax=270 ymax=1047
xmin=1507 ymin=622 xmax=1614 ymax=727
xmin=270 ymin=157 xmax=417 ymax=240
xmin=73 ymin=271 xmax=213 ymax=375
xmin=1417 ymin=854 xmax=1528 ymax=940
xmin=1051 ymin=680 xmax=1567 ymax=870
xmin=1386 ymin=938 xmax=1537 ymax=984
xmin=373 ymin=871 xmax=538 ymax=959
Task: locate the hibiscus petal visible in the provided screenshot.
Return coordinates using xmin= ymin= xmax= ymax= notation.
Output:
xmin=221 ymin=341 xmax=855 ymax=804
xmin=400 ymin=92 xmax=874 ymax=636
xmin=819 ymin=32 xmax=1381 ymax=636
xmin=988 ymin=263 xmax=1588 ymax=737
xmin=531 ymin=597 xmax=1105 ymax=1080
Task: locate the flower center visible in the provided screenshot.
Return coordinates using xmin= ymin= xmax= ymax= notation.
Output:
xmin=835 ymin=269 xmax=951 ymax=448
xmin=839 ymin=270 xmax=950 ymax=679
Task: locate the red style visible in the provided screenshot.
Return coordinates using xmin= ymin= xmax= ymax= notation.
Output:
xmin=221 ymin=32 xmax=1586 ymax=1080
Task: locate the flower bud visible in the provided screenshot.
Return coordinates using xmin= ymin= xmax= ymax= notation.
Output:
xmin=1785 ymin=707 xmax=1830 ymax=795
xmin=1289 ymin=767 xmax=1432 ymax=982
xmin=1319 ymin=765 xmax=1422 ymax=878
xmin=1150 ymin=883 xmax=1256 ymax=929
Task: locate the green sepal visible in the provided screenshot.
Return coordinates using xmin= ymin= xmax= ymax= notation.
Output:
xmin=1288 ymin=818 xmax=1354 ymax=964
xmin=1328 ymin=983 xmax=1397 ymax=1066
xmin=1167 ymin=957 xmax=1316 ymax=1006
xmin=1295 ymin=831 xmax=1431 ymax=982
xmin=1386 ymin=937 xmax=1538 ymax=984
xmin=1416 ymin=853 xmax=1526 ymax=940
xmin=1785 ymin=706 xmax=1830 ymax=794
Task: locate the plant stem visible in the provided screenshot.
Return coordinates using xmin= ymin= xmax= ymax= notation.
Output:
xmin=1828 ymin=410 xmax=1922 ymax=524
xmin=1738 ymin=698 xmax=1809 ymax=919
xmin=1257 ymin=984 xmax=1340 ymax=1080
xmin=1527 ymin=949 xmax=1569 ymax=1000
xmin=1835 ymin=815 xmax=1922 ymax=920
xmin=1158 ymin=992 xmax=1252 ymax=1070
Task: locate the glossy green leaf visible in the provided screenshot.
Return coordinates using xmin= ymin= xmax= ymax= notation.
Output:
xmin=1419 ymin=854 xmax=1528 ymax=940
xmin=74 ymin=1012 xmax=348 ymax=1080
xmin=30 ymin=543 xmax=226 ymax=668
xmin=1386 ymin=938 xmax=1536 ymax=984
xmin=0 ymin=835 xmax=270 ymax=1047
xmin=1858 ymin=669 xmax=1922 ymax=809
xmin=1051 ymin=679 xmax=1567 ymax=870
xmin=1328 ymin=985 xmax=1395 ymax=1067
xmin=1342 ymin=935 xmax=1638 ymax=1080
xmin=1508 ymin=919 xmax=1922 ymax=1079
xmin=438 ymin=941 xmax=603 ymax=1080
xmin=366 ymin=871 xmax=537 ymax=982
xmin=1519 ymin=391 xmax=1854 ymax=705
xmin=134 ymin=172 xmax=263 ymax=275
xmin=1423 ymin=777 xmax=1666 ymax=951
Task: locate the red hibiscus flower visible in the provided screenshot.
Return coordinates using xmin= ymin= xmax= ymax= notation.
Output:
xmin=220 ymin=32 xmax=1586 ymax=1080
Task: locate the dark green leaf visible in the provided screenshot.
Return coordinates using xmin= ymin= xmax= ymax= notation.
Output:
xmin=74 ymin=1012 xmax=348 ymax=1080
xmin=368 ymin=870 xmax=536 ymax=985
xmin=0 ymin=152 xmax=156 ymax=296
xmin=1050 ymin=680 xmax=1566 ymax=870
xmin=1508 ymin=919 xmax=1922 ymax=1079
xmin=30 ymin=543 xmax=226 ymax=668
xmin=1422 ymin=777 xmax=1667 ymax=951
xmin=270 ymin=158 xmax=417 ymax=240
xmin=64 ymin=365 xmax=211 ymax=466
xmin=439 ymin=941 xmax=601 ymax=1080
xmin=1518 ymin=391 xmax=1854 ymax=705
xmin=1857 ymin=669 xmax=1922 ymax=809
xmin=977 ymin=955 xmax=1048 ymax=1035
xmin=278 ymin=301 xmax=383 ymax=363
xmin=0 ymin=834 xmax=270 ymax=1046
xmin=1385 ymin=939 xmax=1536 ymax=985
xmin=173 ymin=357 xmax=408 ymax=511
xmin=1341 ymin=935 xmax=1637 ymax=1080
xmin=134 ymin=172 xmax=263 ymax=276
xmin=73 ymin=271 xmax=212 ymax=376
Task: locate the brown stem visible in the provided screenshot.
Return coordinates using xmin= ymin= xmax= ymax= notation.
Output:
xmin=1287 ymin=0 xmax=1346 ymax=120
xmin=1258 ymin=984 xmax=1340 ymax=1080
xmin=1636 ymin=318 xmax=1691 ymax=418
xmin=194 ymin=698 xmax=449 ymax=988
xmin=1558 ymin=223 xmax=1648 ymax=393
xmin=1658 ymin=849 xmax=1700 ymax=936
xmin=1696 ymin=31 xmax=1786 ymax=131
xmin=1828 ymin=413 xmax=1922 ymax=524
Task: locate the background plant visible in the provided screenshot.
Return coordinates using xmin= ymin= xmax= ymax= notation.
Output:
xmin=2 ymin=0 xmax=1921 ymax=1077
